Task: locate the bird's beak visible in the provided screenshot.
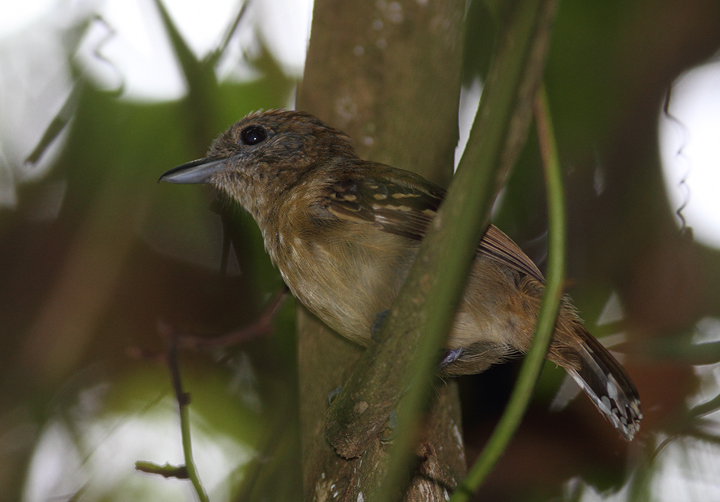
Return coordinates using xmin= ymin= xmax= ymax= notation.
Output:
xmin=158 ymin=157 xmax=227 ymax=184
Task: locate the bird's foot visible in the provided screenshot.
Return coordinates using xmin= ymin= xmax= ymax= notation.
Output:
xmin=327 ymin=386 xmax=343 ymax=405
xmin=380 ymin=410 xmax=398 ymax=443
xmin=438 ymin=348 xmax=464 ymax=369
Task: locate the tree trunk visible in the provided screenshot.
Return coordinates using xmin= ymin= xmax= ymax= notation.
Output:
xmin=296 ymin=1 xmax=466 ymax=500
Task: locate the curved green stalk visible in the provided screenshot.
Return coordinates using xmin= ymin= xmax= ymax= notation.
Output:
xmin=450 ymin=85 xmax=566 ymax=501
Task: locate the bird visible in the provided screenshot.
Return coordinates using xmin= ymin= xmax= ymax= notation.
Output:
xmin=159 ymin=109 xmax=642 ymax=441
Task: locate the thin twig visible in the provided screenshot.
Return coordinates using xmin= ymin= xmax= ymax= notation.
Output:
xmin=132 ymin=287 xmax=289 ymax=362
xmin=137 ymin=288 xmax=288 ymax=501
xmin=135 ymin=461 xmax=188 ymax=479
xmin=208 ymin=0 xmax=252 ymax=66
xmin=165 ymin=286 xmax=289 ymax=350
xmin=166 ymin=330 xmax=210 ymax=502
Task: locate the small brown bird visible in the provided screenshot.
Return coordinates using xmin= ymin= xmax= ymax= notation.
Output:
xmin=160 ymin=109 xmax=641 ymax=440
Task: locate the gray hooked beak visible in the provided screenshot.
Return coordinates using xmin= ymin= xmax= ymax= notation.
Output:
xmin=158 ymin=158 xmax=227 ymax=184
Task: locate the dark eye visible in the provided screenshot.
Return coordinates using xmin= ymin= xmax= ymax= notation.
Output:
xmin=240 ymin=125 xmax=268 ymax=145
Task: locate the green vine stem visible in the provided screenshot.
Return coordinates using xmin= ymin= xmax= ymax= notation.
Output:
xmin=450 ymin=85 xmax=567 ymax=501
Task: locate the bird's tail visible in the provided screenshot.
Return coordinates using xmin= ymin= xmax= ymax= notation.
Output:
xmin=560 ymin=324 xmax=642 ymax=441
xmin=512 ymin=276 xmax=642 ymax=440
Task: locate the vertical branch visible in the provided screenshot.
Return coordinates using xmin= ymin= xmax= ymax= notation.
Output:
xmin=297 ymin=1 xmax=466 ymax=500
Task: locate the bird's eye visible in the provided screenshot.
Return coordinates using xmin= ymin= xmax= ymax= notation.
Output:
xmin=240 ymin=125 xmax=268 ymax=146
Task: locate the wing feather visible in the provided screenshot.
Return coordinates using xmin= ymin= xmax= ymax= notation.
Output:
xmin=325 ymin=173 xmax=545 ymax=282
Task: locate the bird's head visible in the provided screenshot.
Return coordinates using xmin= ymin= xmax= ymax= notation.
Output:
xmin=159 ymin=109 xmax=356 ymax=220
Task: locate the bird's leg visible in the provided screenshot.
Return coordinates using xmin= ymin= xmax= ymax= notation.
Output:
xmin=370 ymin=309 xmax=390 ymax=343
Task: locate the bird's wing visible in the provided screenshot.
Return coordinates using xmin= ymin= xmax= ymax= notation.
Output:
xmin=325 ymin=173 xmax=545 ymax=283
xmin=479 ymin=225 xmax=545 ymax=283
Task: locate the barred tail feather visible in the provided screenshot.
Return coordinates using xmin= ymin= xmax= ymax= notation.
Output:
xmin=567 ymin=327 xmax=642 ymax=441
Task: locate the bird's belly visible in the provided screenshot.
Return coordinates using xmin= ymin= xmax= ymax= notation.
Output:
xmin=274 ymin=233 xmax=416 ymax=346
xmin=273 ymin=231 xmax=532 ymax=359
